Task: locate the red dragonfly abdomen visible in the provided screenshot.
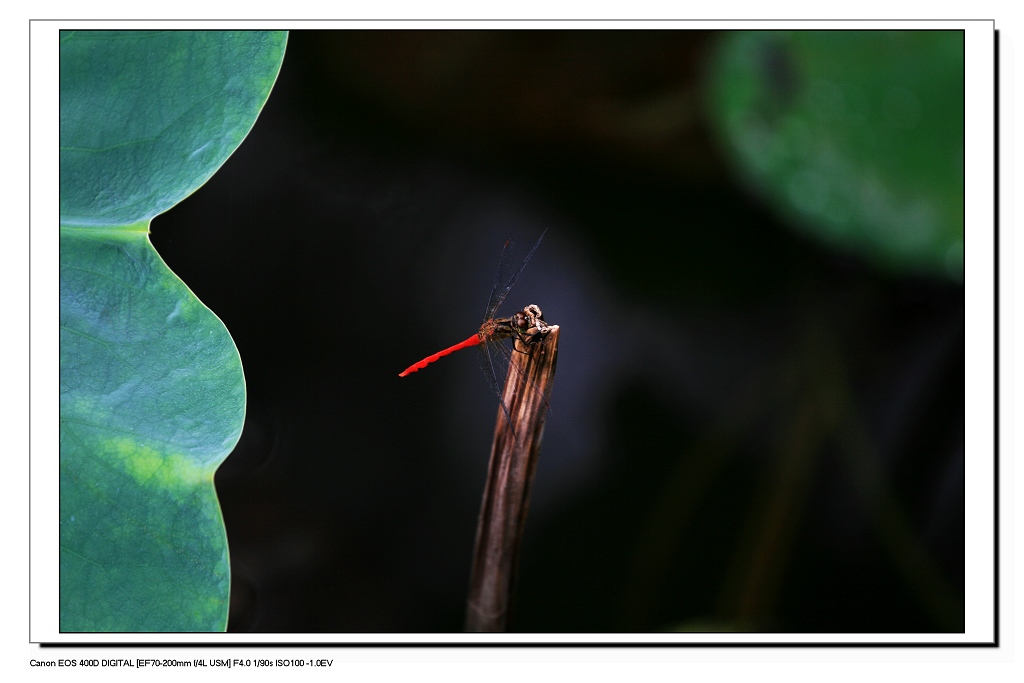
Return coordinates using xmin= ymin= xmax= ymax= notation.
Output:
xmin=398 ymin=333 xmax=482 ymax=377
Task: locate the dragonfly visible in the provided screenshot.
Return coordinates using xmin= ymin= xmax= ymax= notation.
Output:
xmin=399 ymin=230 xmax=550 ymax=430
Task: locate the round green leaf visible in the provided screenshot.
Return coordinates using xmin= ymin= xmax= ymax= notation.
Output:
xmin=60 ymin=30 xmax=287 ymax=227
xmin=59 ymin=31 xmax=286 ymax=631
xmin=60 ymin=227 xmax=244 ymax=631
xmin=707 ymin=31 xmax=964 ymax=280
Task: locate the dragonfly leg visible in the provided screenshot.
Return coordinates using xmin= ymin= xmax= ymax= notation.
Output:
xmin=510 ymin=327 xmax=548 ymax=354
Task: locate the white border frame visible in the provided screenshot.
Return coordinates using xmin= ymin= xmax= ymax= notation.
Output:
xmin=31 ymin=19 xmax=994 ymax=646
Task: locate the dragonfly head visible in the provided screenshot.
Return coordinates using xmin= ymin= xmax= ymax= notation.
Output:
xmin=513 ymin=305 xmax=550 ymax=341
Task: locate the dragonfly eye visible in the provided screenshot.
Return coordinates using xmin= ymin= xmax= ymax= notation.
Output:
xmin=513 ymin=311 xmax=530 ymax=331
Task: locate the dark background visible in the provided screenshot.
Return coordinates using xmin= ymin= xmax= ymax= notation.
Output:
xmin=150 ymin=30 xmax=965 ymax=633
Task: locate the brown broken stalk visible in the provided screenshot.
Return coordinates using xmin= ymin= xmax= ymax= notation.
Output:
xmin=464 ymin=321 xmax=560 ymax=633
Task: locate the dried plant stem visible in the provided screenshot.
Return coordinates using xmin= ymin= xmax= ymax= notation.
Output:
xmin=465 ymin=325 xmax=560 ymax=632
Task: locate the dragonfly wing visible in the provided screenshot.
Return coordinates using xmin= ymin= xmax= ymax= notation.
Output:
xmin=478 ymin=338 xmax=512 ymax=427
xmin=483 ymin=229 xmax=547 ymax=320
xmin=484 ymin=238 xmax=515 ymax=320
